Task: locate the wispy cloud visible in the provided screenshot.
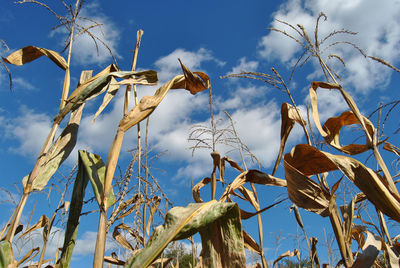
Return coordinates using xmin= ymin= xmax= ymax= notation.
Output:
xmin=2 ymin=106 xmax=52 ymax=158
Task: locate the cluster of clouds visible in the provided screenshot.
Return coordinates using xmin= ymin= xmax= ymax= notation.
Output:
xmin=3 ymin=0 xmax=400 ymax=178
xmin=258 ymin=0 xmax=400 ymax=93
xmin=2 ymin=0 xmax=400 ymax=259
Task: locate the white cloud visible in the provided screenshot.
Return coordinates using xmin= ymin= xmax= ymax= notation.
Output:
xmin=258 ymin=0 xmax=400 ymax=92
xmin=13 ymin=77 xmax=36 ymax=90
xmin=3 ymin=106 xmax=52 ymax=157
xmin=154 ymin=48 xmax=225 ymax=81
xmin=228 ymin=57 xmax=259 ymax=75
xmin=51 ymin=2 xmax=120 ymax=65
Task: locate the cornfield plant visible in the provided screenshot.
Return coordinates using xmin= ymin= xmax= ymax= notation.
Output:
xmin=2 ymin=2 xmax=400 ymax=268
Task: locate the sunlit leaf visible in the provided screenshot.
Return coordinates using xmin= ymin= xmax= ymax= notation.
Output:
xmin=124 ymin=201 xmax=246 ymax=268
xmin=352 ymin=230 xmax=381 ymax=268
xmin=21 ymin=215 xmax=48 ymax=237
xmin=220 ymin=170 xmax=286 ymax=202
xmin=284 ymin=144 xmax=400 ymax=222
xmin=272 ymin=103 xmax=306 ymax=175
xmin=193 ymin=177 xmax=211 ymax=203
xmin=119 ymin=60 xmax=210 ymax=132
xmin=273 ymin=249 xmax=299 ymax=267
xmin=113 ymin=224 xmax=139 ymax=252
xmin=3 ymin=45 xmax=67 ymax=70
xmin=310 ymin=82 xmax=376 ymax=155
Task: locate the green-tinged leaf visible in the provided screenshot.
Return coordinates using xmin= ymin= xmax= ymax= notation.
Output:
xmin=198 ymin=203 xmax=246 ymax=267
xmin=54 ymin=68 xmax=157 ymax=124
xmin=23 ymin=104 xmax=84 ymax=191
xmin=0 ymin=240 xmax=14 ymax=267
xmin=58 ymin=151 xmax=91 ymax=268
xmin=79 ymin=150 xmax=115 ymax=210
xmin=92 ymin=77 xmax=119 ymax=123
xmin=3 ymin=45 xmax=67 ymax=70
xmin=124 ymin=201 xmax=246 ymax=268
xmin=21 ymin=215 xmax=48 ymax=237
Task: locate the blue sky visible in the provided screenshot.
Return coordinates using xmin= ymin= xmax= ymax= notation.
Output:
xmin=1 ymin=0 xmax=400 ymax=266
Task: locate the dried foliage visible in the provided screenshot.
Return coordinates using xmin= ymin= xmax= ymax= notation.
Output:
xmin=2 ymin=4 xmax=400 ymax=268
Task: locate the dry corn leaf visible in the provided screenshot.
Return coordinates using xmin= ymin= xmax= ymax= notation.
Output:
xmin=119 ymin=60 xmax=210 ymax=132
xmin=284 ymin=151 xmax=331 ymax=217
xmin=240 ymin=198 xmax=287 ymax=220
xmin=243 ymin=230 xmax=261 ymax=253
xmin=290 ymin=204 xmax=305 ymax=229
xmin=21 ymin=215 xmax=48 ymax=238
xmin=310 ymin=81 xmax=375 ymax=155
xmin=238 ymin=186 xmax=259 ymax=210
xmin=92 ymin=77 xmax=119 ymax=123
xmin=387 ymin=244 xmax=400 ymax=268
xmin=384 ymin=142 xmax=400 ymax=157
xmin=324 ymin=111 xmax=375 ymax=155
xmin=146 ymin=196 xmax=162 ymax=236
xmin=273 ymin=249 xmax=299 ymax=267
xmin=193 ymin=177 xmax=211 ymax=203
xmin=352 ymin=230 xmax=382 ymax=268
xmin=3 ymin=45 xmax=67 ymax=70
xmin=104 ymin=255 xmax=125 ymax=265
xmin=220 ymin=170 xmax=286 ymax=202
xmin=328 ymin=195 xmax=352 ymax=266
xmin=222 ymin=156 xmax=244 ymax=173
xmin=16 ymin=247 xmax=39 ymax=267
xmin=272 ymin=103 xmax=306 ymax=175
xmin=23 ymin=105 xmax=84 ymax=191
xmin=113 ymin=224 xmax=138 ymax=252
xmin=310 ymin=237 xmax=320 ymax=267
xmin=174 ymin=59 xmax=211 ymax=94
xmin=113 ymin=194 xmax=143 ymax=222
xmin=284 ymin=144 xmax=400 ymax=222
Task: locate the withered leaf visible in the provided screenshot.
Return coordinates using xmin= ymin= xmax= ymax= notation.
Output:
xmin=3 ymin=45 xmax=67 ymax=70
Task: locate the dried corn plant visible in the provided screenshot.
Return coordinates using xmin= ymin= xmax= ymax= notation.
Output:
xmin=3 ymin=2 xmax=400 ymax=267
xmin=222 ymin=13 xmax=400 ymax=268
